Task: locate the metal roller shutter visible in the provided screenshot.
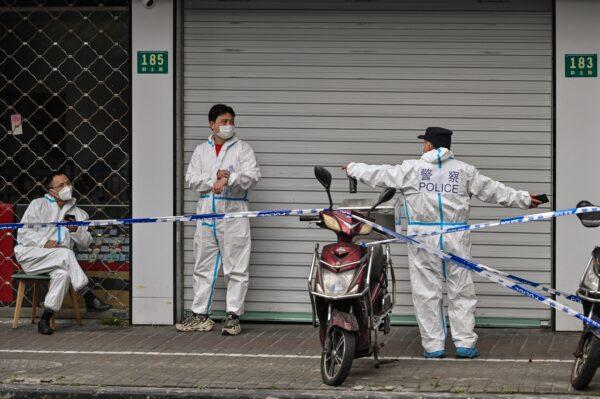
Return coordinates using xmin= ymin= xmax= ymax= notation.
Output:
xmin=181 ymin=0 xmax=553 ymax=326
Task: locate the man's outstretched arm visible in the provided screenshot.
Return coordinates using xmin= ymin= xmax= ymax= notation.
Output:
xmin=468 ymin=167 xmax=541 ymax=209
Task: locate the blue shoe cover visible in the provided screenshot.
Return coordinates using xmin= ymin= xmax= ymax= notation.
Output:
xmin=423 ymin=350 xmax=445 ymax=358
xmin=456 ymin=347 xmax=479 ymax=358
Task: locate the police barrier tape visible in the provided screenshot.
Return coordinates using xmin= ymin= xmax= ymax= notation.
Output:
xmin=400 ymin=205 xmax=600 ymax=241
xmin=2 ymin=204 xmax=599 ymax=233
xmin=365 ymin=239 xmax=581 ymax=304
xmin=1 ymin=204 xmax=595 ymax=306
xmin=363 ymin=205 xmax=600 ymax=303
xmin=0 ymin=208 xmax=327 ymax=231
xmin=349 ymin=212 xmax=600 ymax=330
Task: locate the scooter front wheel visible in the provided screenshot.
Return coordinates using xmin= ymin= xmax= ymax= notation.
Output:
xmin=571 ymin=335 xmax=600 ymax=390
xmin=321 ymin=326 xmax=356 ymax=386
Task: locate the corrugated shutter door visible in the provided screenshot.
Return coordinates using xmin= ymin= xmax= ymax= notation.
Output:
xmin=182 ymin=0 xmax=552 ymax=324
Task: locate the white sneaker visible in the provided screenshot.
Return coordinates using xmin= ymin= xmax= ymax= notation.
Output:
xmin=175 ymin=314 xmax=214 ymax=332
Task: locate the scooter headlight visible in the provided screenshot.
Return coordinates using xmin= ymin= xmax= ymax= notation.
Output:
xmin=321 ymin=269 xmax=357 ymax=297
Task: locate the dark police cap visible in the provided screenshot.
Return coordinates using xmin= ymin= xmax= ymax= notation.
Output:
xmin=418 ymin=127 xmax=453 ymax=149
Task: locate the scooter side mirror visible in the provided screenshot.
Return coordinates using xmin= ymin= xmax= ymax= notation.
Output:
xmin=314 ymin=166 xmax=332 ymax=190
xmin=577 ymin=200 xmax=600 ymax=228
xmin=377 ymin=187 xmax=397 ymax=205
xmin=368 ymin=187 xmax=397 ymax=217
xmin=314 ymin=166 xmax=334 ymax=209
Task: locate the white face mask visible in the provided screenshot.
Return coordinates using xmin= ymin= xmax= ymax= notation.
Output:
xmin=54 ymin=185 xmax=73 ymax=201
xmin=216 ymin=125 xmax=235 ymax=140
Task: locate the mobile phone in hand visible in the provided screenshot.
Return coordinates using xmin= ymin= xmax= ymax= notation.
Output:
xmin=64 ymin=214 xmax=76 ymax=222
xmin=533 ymin=194 xmax=549 ymax=204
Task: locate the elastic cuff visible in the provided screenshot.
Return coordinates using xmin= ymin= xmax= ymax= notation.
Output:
xmin=227 ymin=310 xmax=243 ymax=316
xmin=523 ymin=192 xmax=533 ymax=208
xmin=347 ymin=163 xmax=360 ymax=179
xmin=77 ymin=285 xmax=91 ymax=296
xmin=454 ymin=342 xmax=477 ymax=349
xmin=424 ymin=344 xmax=446 ymax=353
xmin=423 ymin=350 xmax=445 ymax=359
xmin=191 ymin=307 xmax=210 ymax=316
xmin=227 ymin=172 xmax=238 ymax=186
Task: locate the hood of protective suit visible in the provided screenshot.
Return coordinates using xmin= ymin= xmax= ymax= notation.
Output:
xmin=210 ymin=134 xmax=238 ymax=145
xmin=421 ymin=147 xmax=454 ymax=164
xmin=48 ymin=195 xmax=78 ymax=207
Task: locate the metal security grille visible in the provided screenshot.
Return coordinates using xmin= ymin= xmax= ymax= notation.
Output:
xmin=0 ymin=1 xmax=131 ymax=315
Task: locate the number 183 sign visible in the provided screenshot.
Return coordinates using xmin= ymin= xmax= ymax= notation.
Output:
xmin=565 ymin=54 xmax=597 ymax=78
xmin=137 ymin=51 xmax=168 ymax=74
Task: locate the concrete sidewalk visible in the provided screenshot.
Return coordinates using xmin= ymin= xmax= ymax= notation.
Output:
xmin=0 ymin=320 xmax=597 ymax=398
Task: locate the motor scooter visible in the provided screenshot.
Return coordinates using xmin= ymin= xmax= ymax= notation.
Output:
xmin=571 ymin=200 xmax=600 ymax=389
xmin=303 ymin=166 xmax=397 ymax=386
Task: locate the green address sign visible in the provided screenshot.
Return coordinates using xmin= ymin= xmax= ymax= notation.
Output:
xmin=137 ymin=51 xmax=168 ymax=74
xmin=565 ymin=54 xmax=597 ymax=78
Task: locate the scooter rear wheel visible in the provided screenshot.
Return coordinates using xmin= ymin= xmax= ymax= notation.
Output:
xmin=571 ymin=334 xmax=600 ymax=390
xmin=321 ymin=326 xmax=356 ymax=386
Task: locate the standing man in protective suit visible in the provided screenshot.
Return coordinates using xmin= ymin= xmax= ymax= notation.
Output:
xmin=177 ymin=104 xmax=260 ymax=336
xmin=344 ymin=127 xmax=541 ymax=358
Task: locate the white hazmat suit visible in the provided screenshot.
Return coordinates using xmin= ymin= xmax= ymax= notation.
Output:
xmin=15 ymin=194 xmax=93 ymax=312
xmin=348 ymin=148 xmax=531 ymax=353
xmin=186 ymin=135 xmax=260 ymax=316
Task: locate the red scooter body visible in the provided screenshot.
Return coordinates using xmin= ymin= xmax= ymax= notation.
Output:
xmin=306 ymin=166 xmax=396 ymax=386
xmin=308 ymin=208 xmax=394 ymax=386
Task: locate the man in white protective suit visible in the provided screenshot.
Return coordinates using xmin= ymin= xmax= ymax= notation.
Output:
xmin=176 ymin=104 xmax=261 ymax=336
xmin=15 ymin=172 xmax=112 ymax=335
xmin=344 ymin=127 xmax=542 ymax=358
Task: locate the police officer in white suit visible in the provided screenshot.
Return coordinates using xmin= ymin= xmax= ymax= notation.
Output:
xmin=344 ymin=127 xmax=541 ymax=358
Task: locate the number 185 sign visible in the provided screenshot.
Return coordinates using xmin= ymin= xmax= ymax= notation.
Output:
xmin=137 ymin=51 xmax=168 ymax=74
xmin=565 ymin=54 xmax=597 ymax=78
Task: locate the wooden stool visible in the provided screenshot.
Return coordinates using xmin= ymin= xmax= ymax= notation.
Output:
xmin=12 ymin=272 xmax=82 ymax=329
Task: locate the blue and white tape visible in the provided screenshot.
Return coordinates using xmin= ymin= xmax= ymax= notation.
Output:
xmin=0 ymin=204 xmax=596 ymax=304
xmin=349 ymin=212 xmax=599 ymax=330
xmin=0 ymin=208 xmax=326 ymax=231
xmin=2 ymin=200 xmax=593 ymax=319
xmin=362 ymin=205 xmax=600 ymax=303
xmin=410 ymin=205 xmax=600 ymax=239
xmin=3 ymin=205 xmax=599 ymax=234
xmin=364 ymin=237 xmax=581 ymax=304
xmin=364 ymin=206 xmax=600 ymax=244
